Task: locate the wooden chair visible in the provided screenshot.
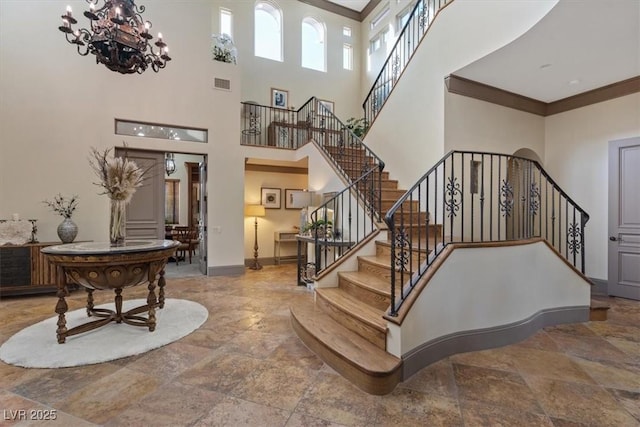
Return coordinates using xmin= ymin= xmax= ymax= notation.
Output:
xmin=173 ymin=226 xmax=191 ymax=265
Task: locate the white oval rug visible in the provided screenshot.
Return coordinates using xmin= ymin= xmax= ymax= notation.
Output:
xmin=0 ymin=298 xmax=208 ymax=368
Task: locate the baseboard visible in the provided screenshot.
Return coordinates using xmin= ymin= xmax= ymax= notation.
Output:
xmin=401 ymin=306 xmax=589 ymax=380
xmin=244 ymin=257 xmax=276 ymax=267
xmin=208 ymin=265 xmax=245 ymax=276
xmin=589 ymin=277 xmax=608 ymax=296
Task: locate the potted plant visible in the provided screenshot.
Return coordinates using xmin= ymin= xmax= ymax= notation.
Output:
xmin=346 ymin=117 xmax=369 ymax=138
xmin=43 ymin=194 xmax=79 ymax=243
xmin=303 ymin=219 xmax=333 ymax=238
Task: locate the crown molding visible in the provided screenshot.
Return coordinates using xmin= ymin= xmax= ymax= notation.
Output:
xmin=446 ymin=74 xmax=640 ymax=116
xmin=245 ymin=163 xmax=309 ymax=175
xmin=297 ymin=0 xmax=380 ymax=22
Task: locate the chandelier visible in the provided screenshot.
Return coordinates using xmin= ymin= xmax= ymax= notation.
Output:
xmin=165 ymin=153 xmax=176 ymax=176
xmin=58 ymin=0 xmax=171 ymax=74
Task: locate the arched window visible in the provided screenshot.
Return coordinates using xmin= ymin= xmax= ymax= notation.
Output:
xmin=301 ymin=17 xmax=326 ymax=72
xmin=255 ymin=1 xmax=283 ymax=61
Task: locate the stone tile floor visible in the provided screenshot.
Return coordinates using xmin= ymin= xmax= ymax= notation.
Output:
xmin=0 ymin=265 xmax=638 ymax=426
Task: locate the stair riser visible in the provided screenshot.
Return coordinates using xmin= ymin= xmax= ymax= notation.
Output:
xmin=316 ymin=291 xmax=386 ymax=350
xmin=391 ymin=224 xmax=443 ymax=240
xmin=340 ymin=168 xmax=390 ymax=181
xmin=338 ymin=275 xmax=390 ymax=312
xmin=381 ymin=199 xmax=419 ymax=212
xmin=385 ymin=211 xmax=429 ymax=223
xmin=355 ymin=181 xmax=399 ymax=191
xmin=381 ymin=189 xmax=406 ymax=199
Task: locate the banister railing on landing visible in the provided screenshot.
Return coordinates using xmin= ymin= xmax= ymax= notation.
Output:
xmin=363 ymin=0 xmax=451 ymax=126
xmin=384 ymin=150 xmax=590 ymax=317
xmin=240 ymin=97 xmax=386 ymax=278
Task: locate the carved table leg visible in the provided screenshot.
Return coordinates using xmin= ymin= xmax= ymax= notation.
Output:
xmin=55 ymin=266 xmax=68 ymax=344
xmin=114 ymin=288 xmax=123 ymax=323
xmin=86 ymin=289 xmax=94 ymax=317
xmin=157 ymin=269 xmax=166 ymax=309
xmin=146 ymin=280 xmax=157 ymax=332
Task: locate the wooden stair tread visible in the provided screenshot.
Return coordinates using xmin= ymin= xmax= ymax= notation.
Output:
xmin=316 ymin=287 xmax=387 ymax=331
xmin=291 ymin=301 xmax=401 ymax=375
xmin=339 ymin=271 xmax=391 ymax=296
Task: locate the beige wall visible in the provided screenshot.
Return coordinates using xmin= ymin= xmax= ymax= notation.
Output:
xmin=444 ymin=92 xmax=546 ymax=157
xmin=545 ymin=93 xmax=640 ymax=280
xmin=0 ymin=1 xmax=245 ymax=272
xmin=244 ymin=169 xmax=308 ymax=260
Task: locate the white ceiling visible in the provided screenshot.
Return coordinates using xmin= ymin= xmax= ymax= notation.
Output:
xmin=454 ymin=0 xmax=640 ymax=103
xmin=325 ymin=0 xmax=370 ymax=12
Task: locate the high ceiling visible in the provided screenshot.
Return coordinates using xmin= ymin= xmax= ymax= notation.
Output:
xmin=325 ymin=0 xmax=371 ymax=13
xmin=454 ymin=0 xmax=640 ymax=103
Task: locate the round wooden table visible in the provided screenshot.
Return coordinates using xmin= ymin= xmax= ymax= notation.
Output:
xmin=41 ymin=240 xmax=179 ymax=343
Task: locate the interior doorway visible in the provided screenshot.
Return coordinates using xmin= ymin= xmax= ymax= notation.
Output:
xmin=608 ymin=137 xmax=640 ymax=300
xmin=164 ymin=153 xmax=207 ymax=277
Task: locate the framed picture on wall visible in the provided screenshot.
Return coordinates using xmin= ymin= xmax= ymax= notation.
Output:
xmin=271 ymin=88 xmax=289 ymax=109
xmin=317 ymin=99 xmax=334 ymax=116
xmin=261 ymin=187 xmax=281 ymax=209
xmin=285 ymin=188 xmax=308 ymax=209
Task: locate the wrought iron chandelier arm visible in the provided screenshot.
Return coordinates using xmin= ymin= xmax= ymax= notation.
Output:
xmin=57 ymin=0 xmax=169 ymax=75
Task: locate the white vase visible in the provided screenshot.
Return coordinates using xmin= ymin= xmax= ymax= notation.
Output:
xmin=57 ymin=217 xmax=78 ymax=243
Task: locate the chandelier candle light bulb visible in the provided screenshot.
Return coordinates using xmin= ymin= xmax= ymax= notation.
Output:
xmin=57 ymin=0 xmax=170 ymax=74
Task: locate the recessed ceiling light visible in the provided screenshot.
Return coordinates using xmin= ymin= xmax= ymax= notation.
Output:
xmin=540 ymin=63 xmax=552 ymax=69
xmin=569 ymin=79 xmax=580 ymax=85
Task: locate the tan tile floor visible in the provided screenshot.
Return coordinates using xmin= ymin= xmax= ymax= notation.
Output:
xmin=0 ymin=265 xmax=638 ymax=426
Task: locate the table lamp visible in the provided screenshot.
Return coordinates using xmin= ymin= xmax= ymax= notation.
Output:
xmin=245 ymin=204 xmax=266 ymax=270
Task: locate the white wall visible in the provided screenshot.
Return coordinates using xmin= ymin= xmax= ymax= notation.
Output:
xmin=0 ymin=1 xmax=245 ymax=272
xmin=545 ymin=93 xmax=640 ymax=280
xmin=211 ymin=0 xmax=363 ymax=120
xmin=363 ymin=0 xmax=557 ymax=190
xmin=386 ymin=241 xmax=591 ymax=356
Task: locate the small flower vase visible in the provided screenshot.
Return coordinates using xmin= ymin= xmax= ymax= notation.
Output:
xmin=109 ymin=199 xmax=126 ymax=246
xmin=57 ymin=217 xmax=78 ymax=243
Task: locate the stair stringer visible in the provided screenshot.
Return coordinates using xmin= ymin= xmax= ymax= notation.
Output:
xmin=384 ymin=238 xmax=592 ymax=379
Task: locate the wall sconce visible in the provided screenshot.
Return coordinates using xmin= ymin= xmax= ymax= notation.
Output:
xmin=165 ymin=153 xmax=176 ymax=176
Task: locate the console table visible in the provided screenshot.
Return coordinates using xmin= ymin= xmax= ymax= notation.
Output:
xmin=41 ymin=240 xmax=179 ymax=343
xmin=274 ymin=230 xmax=298 ymax=265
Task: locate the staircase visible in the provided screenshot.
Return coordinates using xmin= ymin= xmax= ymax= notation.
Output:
xmin=290 ymin=144 xmax=439 ymax=395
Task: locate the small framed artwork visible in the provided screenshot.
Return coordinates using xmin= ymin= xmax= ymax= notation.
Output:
xmin=271 ymin=88 xmax=289 ymax=109
xmin=284 ymin=188 xmax=304 ymax=209
xmin=261 ymin=187 xmax=281 ymax=209
xmin=317 ymin=99 xmax=334 ymax=116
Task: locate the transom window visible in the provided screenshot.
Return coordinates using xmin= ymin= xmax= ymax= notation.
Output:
xmin=301 ymin=17 xmax=326 ymax=72
xmin=255 ymin=1 xmax=283 ymax=62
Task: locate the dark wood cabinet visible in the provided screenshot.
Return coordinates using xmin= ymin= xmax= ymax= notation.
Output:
xmin=0 ymin=242 xmax=67 ymax=297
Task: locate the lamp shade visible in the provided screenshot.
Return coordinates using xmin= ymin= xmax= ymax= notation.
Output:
xmin=244 ymin=204 xmax=266 ymax=217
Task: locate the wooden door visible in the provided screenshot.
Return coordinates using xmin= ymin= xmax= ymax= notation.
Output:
xmin=115 ymin=148 xmax=164 ymax=240
xmin=608 ymin=137 xmax=640 ymax=300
